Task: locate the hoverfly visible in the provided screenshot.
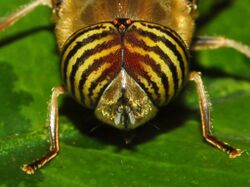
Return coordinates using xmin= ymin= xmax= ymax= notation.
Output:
xmin=0 ymin=0 xmax=249 ymax=174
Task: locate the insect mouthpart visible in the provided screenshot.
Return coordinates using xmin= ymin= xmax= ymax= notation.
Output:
xmin=114 ymin=99 xmax=136 ymax=129
xmin=113 ymin=70 xmax=136 ymax=128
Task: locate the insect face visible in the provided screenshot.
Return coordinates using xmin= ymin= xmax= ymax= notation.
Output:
xmin=61 ymin=19 xmax=189 ymax=129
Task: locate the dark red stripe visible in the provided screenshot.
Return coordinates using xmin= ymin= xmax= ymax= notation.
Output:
xmin=131 ymin=23 xmax=189 ymax=85
xmin=123 ymin=48 xmax=169 ymax=105
xmin=68 ymin=36 xmax=120 ymax=97
xmin=61 ymin=26 xmax=117 ymax=85
xmin=79 ymin=50 xmax=122 ymax=108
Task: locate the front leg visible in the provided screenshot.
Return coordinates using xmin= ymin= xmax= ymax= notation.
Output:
xmin=22 ymin=86 xmax=66 ymax=174
xmin=189 ymin=71 xmax=242 ymax=158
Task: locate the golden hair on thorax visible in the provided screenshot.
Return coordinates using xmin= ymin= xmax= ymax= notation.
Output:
xmin=55 ymin=0 xmax=196 ymax=49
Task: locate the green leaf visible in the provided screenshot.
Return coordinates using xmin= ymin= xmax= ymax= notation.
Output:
xmin=0 ymin=0 xmax=250 ymax=186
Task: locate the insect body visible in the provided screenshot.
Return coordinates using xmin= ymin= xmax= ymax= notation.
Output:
xmin=1 ymin=0 xmax=249 ymax=174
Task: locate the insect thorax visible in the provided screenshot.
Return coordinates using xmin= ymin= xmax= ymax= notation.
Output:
xmin=61 ymin=19 xmax=189 ymax=129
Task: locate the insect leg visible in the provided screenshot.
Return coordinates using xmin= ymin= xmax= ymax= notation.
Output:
xmin=0 ymin=0 xmax=52 ymax=32
xmin=22 ymin=85 xmax=66 ymax=174
xmin=192 ymin=36 xmax=250 ymax=58
xmin=189 ymin=71 xmax=243 ymax=158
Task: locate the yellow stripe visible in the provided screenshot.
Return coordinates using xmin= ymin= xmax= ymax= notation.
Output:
xmin=82 ymin=62 xmax=112 ymax=107
xmin=139 ymin=62 xmax=165 ymax=104
xmin=65 ymin=35 xmax=115 ymax=92
xmin=133 ymin=22 xmax=189 ymax=78
xmin=136 ymin=74 xmax=155 ymax=98
xmin=90 ymin=79 xmax=109 ymax=106
xmin=61 ymin=23 xmax=115 ymax=73
xmin=74 ymin=45 xmax=120 ymax=104
xmin=125 ymin=41 xmax=174 ymax=102
xmin=135 ymin=34 xmax=183 ymax=90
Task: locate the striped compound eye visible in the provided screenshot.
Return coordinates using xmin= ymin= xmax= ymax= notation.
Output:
xmin=61 ymin=19 xmax=189 ymax=129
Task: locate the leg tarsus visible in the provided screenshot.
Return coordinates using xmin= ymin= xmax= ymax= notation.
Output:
xmin=189 ymin=71 xmax=242 ymax=158
xmin=21 ymin=85 xmax=66 ymax=175
xmin=22 ymin=151 xmax=57 ymax=175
